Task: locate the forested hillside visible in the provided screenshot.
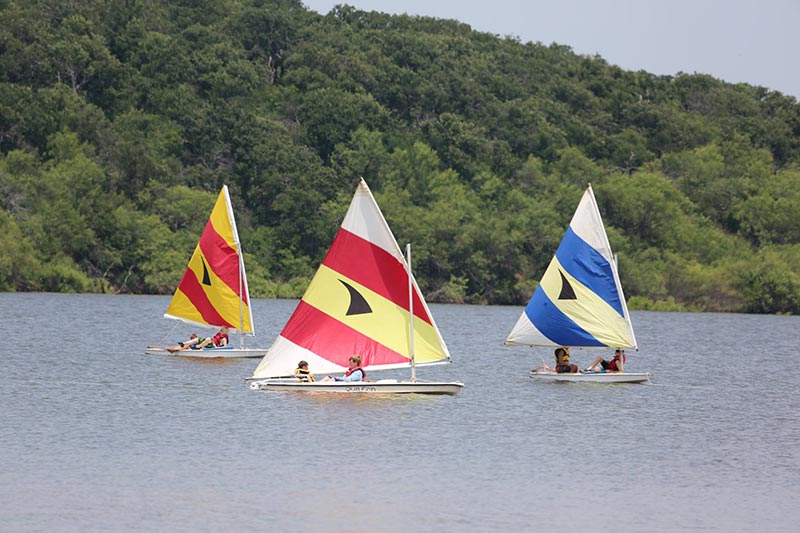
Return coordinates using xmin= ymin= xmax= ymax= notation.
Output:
xmin=2 ymin=0 xmax=800 ymax=313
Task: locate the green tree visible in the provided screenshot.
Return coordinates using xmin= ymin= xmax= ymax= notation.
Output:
xmin=109 ymin=110 xmax=183 ymax=197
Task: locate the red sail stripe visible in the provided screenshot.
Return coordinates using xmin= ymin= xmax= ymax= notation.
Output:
xmin=198 ymin=221 xmax=247 ymax=305
xmin=176 ymin=267 xmax=233 ymax=327
xmin=322 ymin=229 xmax=431 ymax=325
xmin=281 ymin=301 xmax=410 ymax=368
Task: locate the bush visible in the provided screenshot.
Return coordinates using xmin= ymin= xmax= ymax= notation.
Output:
xmin=40 ymin=256 xmax=94 ymax=293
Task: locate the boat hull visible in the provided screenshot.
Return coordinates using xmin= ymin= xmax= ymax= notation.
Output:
xmin=145 ymin=347 xmax=266 ymax=358
xmin=529 ymin=371 xmax=652 ymax=383
xmin=249 ymin=379 xmax=464 ymax=395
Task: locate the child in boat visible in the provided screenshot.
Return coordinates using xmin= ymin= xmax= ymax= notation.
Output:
xmin=167 ymin=333 xmax=201 ymax=353
xmin=194 ymin=326 xmax=230 ymax=349
xmin=294 ymin=360 xmax=315 ymax=382
xmin=584 ymin=349 xmax=626 ymax=372
xmin=321 ymin=355 xmax=365 ymax=382
xmin=554 ymin=347 xmax=578 ymax=373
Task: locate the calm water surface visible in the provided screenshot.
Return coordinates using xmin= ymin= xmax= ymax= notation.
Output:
xmin=1 ymin=293 xmax=798 ymax=532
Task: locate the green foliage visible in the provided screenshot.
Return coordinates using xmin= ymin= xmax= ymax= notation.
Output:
xmin=734 ymin=168 xmax=800 ymax=245
xmin=40 ymin=255 xmax=94 ymax=293
xmin=427 ymin=274 xmax=469 ymax=304
xmin=1 ymin=0 xmax=800 ymax=314
xmin=663 ymin=256 xmax=744 ymax=312
xmin=149 ymin=184 xmax=216 ymax=233
xmin=297 ymin=88 xmax=390 ymax=160
xmin=110 ymin=109 xmax=183 ymax=196
xmin=736 ymin=248 xmax=800 ymax=314
xmin=628 ymin=296 xmax=692 ymax=312
xmin=0 ymin=209 xmax=42 ymax=291
xmin=598 ymin=172 xmax=694 ymax=250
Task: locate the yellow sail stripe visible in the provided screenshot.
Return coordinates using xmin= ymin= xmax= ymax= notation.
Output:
xmin=302 ymin=264 xmax=446 ymax=363
xmin=208 ymin=191 xmax=237 ymax=251
xmin=539 ymin=257 xmax=633 ymax=347
xmin=185 ymin=248 xmax=252 ymax=330
xmin=166 ymin=289 xmax=207 ymax=325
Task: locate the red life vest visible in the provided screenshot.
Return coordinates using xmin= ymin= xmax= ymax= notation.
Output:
xmin=345 ymin=367 xmax=365 ymax=379
xmin=608 ymin=353 xmax=626 ymax=371
xmin=212 ymin=332 xmax=229 ymax=347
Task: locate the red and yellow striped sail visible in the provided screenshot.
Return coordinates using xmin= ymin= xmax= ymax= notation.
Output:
xmin=164 ymin=186 xmax=254 ymax=334
xmin=251 ymin=179 xmax=450 ymax=378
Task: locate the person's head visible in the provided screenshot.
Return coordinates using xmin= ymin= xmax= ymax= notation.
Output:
xmin=555 ymin=347 xmax=567 ymax=358
xmin=349 ymin=354 xmax=361 ymax=367
xmin=220 ymin=326 xmax=229 ymax=334
xmin=190 ymin=333 xmax=198 ymax=339
xmin=297 ymin=360 xmax=308 ymax=370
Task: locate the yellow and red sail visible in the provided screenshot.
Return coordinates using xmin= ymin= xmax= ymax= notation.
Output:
xmin=252 ymin=179 xmax=450 ymax=378
xmin=164 ymin=186 xmax=254 ymax=334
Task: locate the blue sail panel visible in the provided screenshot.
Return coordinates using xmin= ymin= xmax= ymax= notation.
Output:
xmin=555 ymin=227 xmax=623 ymax=316
xmin=523 ymin=286 xmax=606 ymax=347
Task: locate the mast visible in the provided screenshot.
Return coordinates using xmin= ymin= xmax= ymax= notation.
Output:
xmin=238 ymin=248 xmax=245 ymax=349
xmin=230 ymin=186 xmax=244 ymax=349
xmin=224 ymin=184 xmax=249 ymax=349
xmin=407 ymin=243 xmax=416 ymax=382
xmin=615 ymin=253 xmax=636 ymax=351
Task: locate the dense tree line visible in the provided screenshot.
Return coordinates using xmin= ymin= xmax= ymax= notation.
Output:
xmin=2 ymin=0 xmax=800 ymax=313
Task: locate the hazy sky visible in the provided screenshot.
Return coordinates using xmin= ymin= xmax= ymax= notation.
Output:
xmin=302 ymin=0 xmax=799 ymax=99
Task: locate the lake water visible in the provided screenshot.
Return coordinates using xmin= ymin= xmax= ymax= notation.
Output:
xmin=1 ymin=293 xmax=798 ymax=532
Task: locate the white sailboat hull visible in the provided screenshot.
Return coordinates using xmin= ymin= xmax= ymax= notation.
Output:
xmin=529 ymin=370 xmax=652 ymax=383
xmin=249 ymin=379 xmax=464 ymax=395
xmin=145 ymin=347 xmax=266 ymax=358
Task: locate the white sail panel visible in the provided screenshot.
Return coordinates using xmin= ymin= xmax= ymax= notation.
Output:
xmin=569 ymin=187 xmax=613 ymax=263
xmin=505 ymin=311 xmax=554 ymax=346
xmin=250 ymin=335 xmax=443 ymax=379
xmin=341 ymin=181 xmax=403 ymax=260
xmin=251 ymin=336 xmax=344 ymax=378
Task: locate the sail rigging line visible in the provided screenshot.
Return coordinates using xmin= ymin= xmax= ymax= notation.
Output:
xmin=408 ymin=243 xmax=416 ymax=382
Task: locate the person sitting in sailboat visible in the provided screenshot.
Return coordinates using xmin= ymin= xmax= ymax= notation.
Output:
xmin=194 ymin=326 xmax=230 ymax=349
xmin=321 ymin=355 xmax=365 ymax=382
xmin=584 ymin=349 xmax=626 ymax=373
xmin=166 ymin=333 xmax=202 ymax=353
xmin=294 ymin=361 xmax=315 ymax=382
xmin=554 ymin=347 xmax=578 ymax=373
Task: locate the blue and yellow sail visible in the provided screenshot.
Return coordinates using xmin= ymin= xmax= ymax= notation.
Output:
xmin=505 ymin=185 xmax=636 ymax=349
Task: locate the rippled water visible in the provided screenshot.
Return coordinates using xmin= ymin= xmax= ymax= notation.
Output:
xmin=1 ymin=293 xmax=798 ymax=532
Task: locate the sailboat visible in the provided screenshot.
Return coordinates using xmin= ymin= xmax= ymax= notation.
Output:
xmin=145 ymin=185 xmax=266 ymax=358
xmin=248 ymin=179 xmax=463 ymax=394
xmin=505 ymin=185 xmax=651 ymax=383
